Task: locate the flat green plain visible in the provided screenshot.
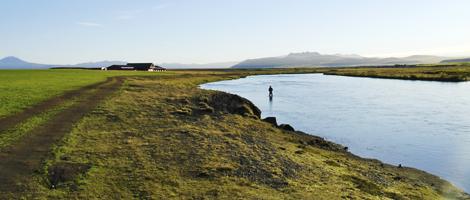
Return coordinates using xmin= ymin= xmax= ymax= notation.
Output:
xmin=0 ymin=70 xmax=172 ymax=117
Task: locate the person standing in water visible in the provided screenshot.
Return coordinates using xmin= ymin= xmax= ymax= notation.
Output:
xmin=268 ymin=86 xmax=273 ymax=98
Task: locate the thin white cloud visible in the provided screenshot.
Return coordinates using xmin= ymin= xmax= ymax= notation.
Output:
xmin=115 ymin=5 xmax=167 ymax=21
xmin=152 ymin=3 xmax=169 ymax=10
xmin=115 ymin=9 xmax=143 ymax=20
xmin=76 ymin=22 xmax=102 ymax=27
xmin=116 ymin=15 xmax=134 ymax=20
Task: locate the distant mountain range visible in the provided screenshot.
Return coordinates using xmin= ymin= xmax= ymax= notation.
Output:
xmin=0 ymin=56 xmax=238 ymax=69
xmin=161 ymin=62 xmax=239 ymax=69
xmin=0 ymin=56 xmax=51 ymax=69
xmin=2 ymin=53 xmax=468 ymax=70
xmin=0 ymin=56 xmax=126 ymax=69
xmin=231 ymin=52 xmax=455 ymax=68
xmin=440 ymin=58 xmax=470 ymax=63
xmin=66 ymin=61 xmax=126 ymax=68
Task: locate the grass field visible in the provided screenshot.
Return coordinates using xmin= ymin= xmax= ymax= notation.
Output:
xmin=0 ymin=69 xmax=468 ymax=199
xmin=322 ymin=64 xmax=470 ymax=82
xmin=0 ymin=70 xmax=175 ymax=118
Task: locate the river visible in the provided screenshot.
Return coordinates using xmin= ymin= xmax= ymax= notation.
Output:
xmin=201 ymin=73 xmax=470 ymax=192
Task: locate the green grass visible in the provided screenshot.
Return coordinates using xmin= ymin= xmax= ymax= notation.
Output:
xmin=11 ymin=72 xmax=466 ymax=199
xmin=0 ymin=100 xmax=74 ymax=148
xmin=0 ymin=69 xmax=174 ymax=117
xmin=0 ymin=81 xmax=104 ymax=148
xmin=321 ymin=65 xmax=470 ymax=81
xmin=0 ymin=69 xmax=468 ymax=199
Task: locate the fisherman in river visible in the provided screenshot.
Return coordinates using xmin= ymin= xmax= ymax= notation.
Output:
xmin=268 ymin=86 xmax=273 ymax=98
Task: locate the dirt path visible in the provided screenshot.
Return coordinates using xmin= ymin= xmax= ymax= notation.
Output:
xmin=0 ymin=78 xmax=117 ymax=132
xmin=0 ymin=77 xmax=124 ymax=192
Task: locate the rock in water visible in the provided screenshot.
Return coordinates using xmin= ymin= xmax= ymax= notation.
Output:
xmin=206 ymin=92 xmax=261 ymax=118
xmin=262 ymin=117 xmax=278 ymax=126
xmin=279 ymin=124 xmax=295 ymax=132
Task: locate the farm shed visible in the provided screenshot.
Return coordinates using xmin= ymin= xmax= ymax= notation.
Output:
xmin=104 ymin=63 xmax=166 ymax=71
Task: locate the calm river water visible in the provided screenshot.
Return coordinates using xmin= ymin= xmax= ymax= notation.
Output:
xmin=201 ymin=73 xmax=470 ymax=192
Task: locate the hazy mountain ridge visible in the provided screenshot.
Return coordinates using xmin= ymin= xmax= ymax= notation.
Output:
xmin=0 ymin=56 xmax=126 ymax=69
xmin=67 ymin=61 xmax=126 ymax=68
xmin=0 ymin=56 xmax=237 ymax=69
xmin=161 ymin=61 xmax=239 ymax=69
xmin=232 ymin=52 xmax=452 ymax=68
xmin=441 ymin=58 xmax=470 ymax=63
xmin=1 ymin=54 xmax=462 ymax=70
xmin=0 ymin=56 xmax=52 ymax=69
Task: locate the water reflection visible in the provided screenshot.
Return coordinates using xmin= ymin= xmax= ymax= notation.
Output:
xmin=268 ymin=95 xmax=273 ymax=114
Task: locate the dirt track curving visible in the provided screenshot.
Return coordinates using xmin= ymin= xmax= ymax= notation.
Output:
xmin=0 ymin=77 xmax=124 ymax=192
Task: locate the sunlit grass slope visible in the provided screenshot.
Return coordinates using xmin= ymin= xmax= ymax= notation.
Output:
xmin=0 ymin=70 xmax=173 ymax=117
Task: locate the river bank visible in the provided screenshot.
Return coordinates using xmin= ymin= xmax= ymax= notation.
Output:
xmin=321 ymin=65 xmax=470 ymax=82
xmin=203 ymin=73 xmax=470 ymax=194
xmin=4 ymin=70 xmax=467 ymax=199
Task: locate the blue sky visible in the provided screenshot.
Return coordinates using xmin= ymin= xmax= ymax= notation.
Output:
xmin=1 ymin=0 xmax=470 ymax=64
